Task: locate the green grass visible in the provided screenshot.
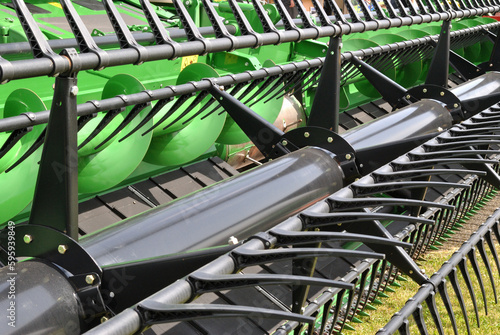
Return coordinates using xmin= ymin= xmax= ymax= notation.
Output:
xmin=351 ymin=244 xmax=500 ymax=334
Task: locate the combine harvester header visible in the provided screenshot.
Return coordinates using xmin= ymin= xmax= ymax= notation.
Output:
xmin=1 ymin=0 xmax=500 ymax=334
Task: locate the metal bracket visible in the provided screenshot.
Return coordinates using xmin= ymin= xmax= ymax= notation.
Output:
xmin=135 ymin=302 xmax=315 ymax=330
xmin=426 ymin=20 xmax=451 ymax=87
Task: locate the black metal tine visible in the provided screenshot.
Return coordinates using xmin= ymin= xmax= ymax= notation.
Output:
xmin=101 ymin=0 xmax=147 ymax=64
xmin=398 ymin=319 xmax=410 ymax=335
xmin=58 ymin=0 xmax=109 ymax=69
xmin=295 ymin=0 xmax=319 ymax=31
xmin=269 ymin=229 xmax=413 ymax=248
xmin=10 ymin=0 xmax=66 ymax=74
xmin=5 ymin=127 xmax=46 ymax=173
xmin=319 ymin=298 xmax=334 ymax=335
xmin=172 ymin=0 xmax=209 ymax=51
xmin=139 ymin=0 xmax=179 ymax=52
xmin=467 ymin=248 xmax=488 ymax=315
xmin=448 ymin=267 xmax=472 ymax=335
xmin=350 ymin=181 xmax=470 ymax=197
xmin=458 ymin=256 xmax=480 ymax=327
xmin=266 ymin=69 xmax=309 ymax=102
xmin=343 ymin=0 xmax=363 ymax=22
xmin=245 ymin=75 xmax=281 ymax=107
xmin=438 ymin=134 xmax=500 ymax=142
xmin=274 ymin=0 xmax=302 ymax=36
xmin=141 ymin=94 xmax=192 ymax=136
xmin=424 ymin=139 xmax=500 ymax=151
xmin=94 ymin=102 xmax=151 ymax=150
xmin=353 ymin=270 xmax=370 ymax=317
xmin=199 ymin=82 xmax=250 ymax=121
xmin=78 ymin=108 xmax=125 ymax=150
xmin=231 ymin=247 xmax=384 ymax=270
xmin=327 ymin=194 xmax=454 ymax=211
xmin=383 ymin=0 xmax=399 ymax=18
xmin=437 ymin=279 xmax=459 ymax=335
xmin=120 ymin=97 xmax=173 ymax=141
xmin=262 ymin=72 xmax=297 ymax=104
xmin=325 ymin=0 xmax=349 ymax=25
xmin=372 ymin=168 xmax=487 ymax=182
xmin=462 ymin=120 xmax=500 ymax=129
xmin=77 ymin=113 xmax=97 ymax=131
xmin=374 ymin=260 xmax=389 ymax=301
xmin=270 ymin=66 xmax=320 ymax=103
xmin=425 ymin=289 xmax=445 ymax=335
xmin=299 ymin=211 xmax=435 ymax=229
xmin=328 ymin=289 xmax=346 ymax=335
xmin=233 ymin=78 xmax=266 ymax=104
xmin=359 ymin=260 xmax=382 ymax=312
xmin=356 ymin=0 xmax=376 ymax=21
xmin=391 ymin=158 xmax=499 ymax=170
xmin=485 ymin=230 xmax=500 ymax=278
xmin=477 ymin=237 xmax=498 ymax=303
xmin=250 ymin=0 xmax=283 ymax=42
xmin=226 ymin=0 xmax=262 ymax=49
xmin=412 ymin=303 xmax=429 ymax=335
xmin=338 ymin=279 xmax=357 ymax=333
xmin=410 ymin=149 xmax=500 ymax=160
xmin=292 ymin=66 xmax=324 ymax=98
xmin=0 ymin=127 xmax=32 ymax=160
xmin=136 ymin=302 xmax=315 ymax=326
xmin=311 ymin=0 xmax=334 ymax=26
xmin=162 ymin=91 xmax=210 ymax=130
xmin=187 ymin=272 xmax=353 ymax=297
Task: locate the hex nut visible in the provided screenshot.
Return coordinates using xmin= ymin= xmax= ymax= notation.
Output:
xmin=23 ymin=234 xmax=33 ymax=244
xmin=86 ymin=274 xmax=96 ymax=285
xmin=58 ymin=244 xmax=68 ymax=254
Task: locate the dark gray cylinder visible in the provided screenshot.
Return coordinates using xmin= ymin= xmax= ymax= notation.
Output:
xmin=0 ymin=261 xmax=81 ymax=335
xmin=80 ymin=147 xmax=344 ymax=266
xmin=342 ymin=99 xmax=452 ymax=150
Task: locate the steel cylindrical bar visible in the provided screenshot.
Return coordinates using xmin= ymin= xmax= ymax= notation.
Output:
xmin=342 ymin=99 xmax=453 ymax=150
xmin=0 ymin=261 xmax=81 ymax=335
xmin=0 ymin=6 xmax=498 ymax=81
xmin=80 ymin=147 xmax=344 ymax=266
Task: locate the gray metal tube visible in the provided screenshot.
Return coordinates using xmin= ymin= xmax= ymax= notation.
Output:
xmin=0 ymin=261 xmax=81 ymax=335
xmin=80 ymin=147 xmax=344 ymax=266
xmin=341 ymin=99 xmax=453 ymax=150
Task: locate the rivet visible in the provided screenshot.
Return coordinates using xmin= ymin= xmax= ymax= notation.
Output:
xmin=423 ymin=88 xmax=427 ymax=93
xmin=70 ymin=86 xmax=78 ymax=96
xmin=86 ymin=274 xmax=96 ymax=285
xmin=440 ymin=91 xmax=445 ymax=96
xmin=327 ymin=137 xmax=333 ymax=143
xmin=23 ymin=234 xmax=33 ymax=244
xmin=304 ymin=132 xmax=310 ymax=138
xmin=228 ymin=236 xmax=239 ymax=245
xmin=58 ymin=244 xmax=68 ymax=254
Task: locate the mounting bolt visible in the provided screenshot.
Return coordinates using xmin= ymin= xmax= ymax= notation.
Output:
xmin=422 ymin=88 xmax=427 ymax=93
xmin=345 ymin=153 xmax=352 ymax=160
xmin=490 ymin=63 xmax=494 ymax=67
xmin=304 ymin=131 xmax=310 ymax=138
xmin=409 ymin=270 xmax=413 ymax=274
xmin=437 ymin=127 xmax=443 ymax=132
xmin=322 ymin=49 xmax=326 ymax=53
xmin=228 ymin=236 xmax=239 ymax=245
xmin=70 ymin=86 xmax=78 ymax=96
xmin=440 ymin=91 xmax=445 ymax=96
xmin=406 ymin=94 xmax=411 ymax=99
xmin=58 ymin=244 xmax=68 ymax=254
xmin=327 ymin=137 xmax=333 ymax=143
xmin=101 ymin=316 xmax=109 ymax=323
xmin=23 ymin=234 xmax=33 ymax=244
xmin=453 ymin=103 xmax=459 ymax=108
xmin=282 ymin=140 xmax=288 ymax=146
xmin=86 ymin=274 xmax=96 ymax=285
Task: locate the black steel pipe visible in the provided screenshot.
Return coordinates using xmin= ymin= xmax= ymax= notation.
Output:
xmin=0 ymin=261 xmax=81 ymax=335
xmin=0 ymin=6 xmax=499 ymax=82
xmin=80 ymin=147 xmax=343 ymax=266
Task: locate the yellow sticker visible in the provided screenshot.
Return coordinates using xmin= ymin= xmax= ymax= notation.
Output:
xmin=48 ymin=2 xmax=63 ymax=9
xmin=180 ymin=55 xmax=199 ymax=71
